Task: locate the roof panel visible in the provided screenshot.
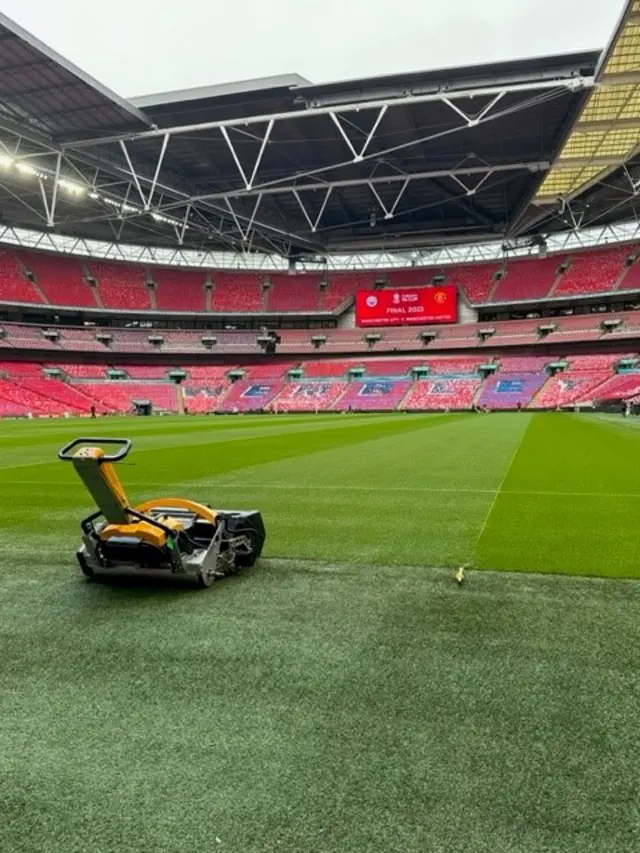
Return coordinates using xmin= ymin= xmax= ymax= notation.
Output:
xmin=0 ymin=11 xmax=151 ymax=139
xmin=535 ymin=0 xmax=640 ymax=203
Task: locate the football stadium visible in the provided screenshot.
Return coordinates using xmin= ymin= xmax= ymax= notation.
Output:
xmin=1 ymin=2 xmax=640 ymax=852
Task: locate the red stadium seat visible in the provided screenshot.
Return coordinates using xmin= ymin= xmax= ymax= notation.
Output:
xmin=184 ymin=365 xmax=236 ymax=381
xmin=218 ymin=379 xmax=284 ymax=412
xmin=321 ymin=274 xmax=374 ymax=310
xmin=553 ymin=246 xmax=632 ymax=297
xmin=79 ymin=382 xmax=179 ymax=413
xmin=339 ymin=380 xmax=412 ymax=411
xmin=403 ymin=379 xmax=480 ymax=410
xmin=491 ymin=258 xmax=559 ymax=303
xmin=303 ymin=360 xmax=360 ymax=377
xmin=211 ymin=272 xmax=264 ymax=312
xmin=88 ymin=261 xmax=152 ymax=310
xmin=21 ymin=252 xmax=97 ymax=307
xmin=275 ymin=382 xmax=348 ymax=412
xmin=0 ymin=252 xmax=42 ymax=304
xmin=153 ymin=268 xmax=207 ymax=312
xmin=449 ymin=263 xmax=501 ymax=303
xmin=268 ymin=275 xmax=320 ymax=312
xmin=534 ymin=372 xmax=612 ymax=408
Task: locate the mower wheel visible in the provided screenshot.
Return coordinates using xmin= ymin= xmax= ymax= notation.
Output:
xmin=197 ymin=568 xmax=216 ymax=588
xmin=77 ymin=551 xmax=95 ymax=579
xmin=234 ymin=529 xmax=260 ymax=568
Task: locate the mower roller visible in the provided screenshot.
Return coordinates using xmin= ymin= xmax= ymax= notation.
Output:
xmin=59 ymin=437 xmax=265 ymax=587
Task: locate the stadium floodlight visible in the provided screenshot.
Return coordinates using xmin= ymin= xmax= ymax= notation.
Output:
xmin=58 ymin=179 xmax=86 ymax=196
xmin=102 ymin=196 xmax=139 ymax=215
xmin=151 ymin=211 xmax=190 ymax=229
xmin=88 ymin=191 xmax=100 ymax=200
xmin=0 ymin=154 xmax=13 ymax=168
xmin=16 ymin=162 xmax=39 ymax=177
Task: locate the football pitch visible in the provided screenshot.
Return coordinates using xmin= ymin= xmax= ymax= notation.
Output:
xmin=1 ymin=412 xmax=639 ymax=853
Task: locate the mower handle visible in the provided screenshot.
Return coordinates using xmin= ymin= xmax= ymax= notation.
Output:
xmin=58 ymin=437 xmax=132 ymax=463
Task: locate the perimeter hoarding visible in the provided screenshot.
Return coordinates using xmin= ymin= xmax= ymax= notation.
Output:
xmin=355 ymin=286 xmax=458 ymax=327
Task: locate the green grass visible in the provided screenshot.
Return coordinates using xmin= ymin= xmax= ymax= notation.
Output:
xmin=1 ymin=412 xmax=639 ymax=853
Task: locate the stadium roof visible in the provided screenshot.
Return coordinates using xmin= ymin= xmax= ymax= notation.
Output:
xmin=0 ymin=3 xmax=638 ymax=258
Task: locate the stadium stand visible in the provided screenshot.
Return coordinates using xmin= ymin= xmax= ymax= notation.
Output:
xmin=0 ymin=379 xmax=61 ymax=415
xmin=534 ymin=371 xmax=612 ymax=408
xmin=53 ymin=363 xmax=107 ymax=378
xmin=268 ymin=275 xmax=320 ymax=312
xmin=1 ymin=341 xmax=639 ymax=416
xmin=244 ymin=362 xmax=296 ymax=379
xmin=277 ymin=330 xmax=317 ymax=354
xmin=14 ymin=377 xmax=95 ymax=413
xmin=21 ymin=252 xmax=97 ymax=307
xmin=211 ymin=272 xmax=263 ymax=312
xmin=114 ymin=364 xmax=170 ymax=379
xmin=360 ymin=358 xmax=423 ymax=375
xmin=0 ymin=251 xmax=42 ymax=304
xmin=304 ymin=360 xmax=361 ymax=377
xmin=0 ymin=360 xmax=43 ymax=376
xmin=425 ymin=357 xmax=483 ymax=374
xmin=565 ymin=353 xmax=628 ymax=371
xmin=618 ymin=254 xmax=640 ymax=290
xmin=321 ymin=274 xmax=373 ymax=310
xmin=585 ymin=372 xmax=640 ymax=402
xmin=553 ymin=246 xmax=633 ymax=297
xmin=184 ymin=365 xmax=235 ymax=380
xmin=275 ymin=382 xmax=348 ymax=412
xmin=2 ymin=312 xmax=640 ymax=358
xmin=88 ymin=261 xmax=152 ymax=310
xmin=108 ymin=330 xmax=156 ymax=353
xmin=4 ymin=242 xmax=640 ymax=317
xmin=3 ymin=324 xmax=59 ymax=350
xmin=478 ymin=373 xmax=548 ymax=409
xmin=218 ymin=380 xmax=283 ymax=412
xmin=182 ymin=382 xmax=230 ymax=414
xmin=81 ymin=382 xmax=179 ymax=413
xmin=153 ymin=268 xmax=207 ymax=312
xmin=491 ymin=257 xmax=559 ymax=303
xmin=340 ymin=380 xmax=412 ymax=411
xmin=403 ymin=378 xmax=481 ymax=410
xmin=449 ymin=263 xmax=502 ymax=303
xmin=162 ymin=331 xmax=206 ymax=354
xmin=58 ymin=328 xmax=105 ymax=352
xmin=498 ymin=355 xmax=551 ymax=372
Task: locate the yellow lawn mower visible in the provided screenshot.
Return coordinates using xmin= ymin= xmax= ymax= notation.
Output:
xmin=59 ymin=437 xmax=265 ymax=587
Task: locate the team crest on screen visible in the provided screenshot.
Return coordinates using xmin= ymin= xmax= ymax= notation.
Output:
xmin=366 ymin=295 xmax=378 ymax=308
xmin=434 ymin=291 xmax=447 ymax=304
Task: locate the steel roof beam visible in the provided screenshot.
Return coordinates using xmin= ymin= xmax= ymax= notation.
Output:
xmin=0 ymin=118 xmax=323 ymax=253
xmin=156 ymin=161 xmax=548 ymax=212
xmin=140 ymin=86 xmax=577 ymax=207
xmin=62 ymin=77 xmax=593 ymax=149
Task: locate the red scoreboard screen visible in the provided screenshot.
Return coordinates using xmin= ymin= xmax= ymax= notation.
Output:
xmin=355 ymin=286 xmax=458 ymax=327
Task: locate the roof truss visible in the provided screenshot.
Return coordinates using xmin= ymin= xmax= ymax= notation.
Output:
xmin=0 ymin=73 xmax=593 ymax=256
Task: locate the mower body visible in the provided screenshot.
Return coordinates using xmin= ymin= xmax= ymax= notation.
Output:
xmin=59 ymin=438 xmax=266 ymax=587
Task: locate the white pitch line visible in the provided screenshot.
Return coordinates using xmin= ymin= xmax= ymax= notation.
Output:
xmin=474 ymin=423 xmax=531 ymax=546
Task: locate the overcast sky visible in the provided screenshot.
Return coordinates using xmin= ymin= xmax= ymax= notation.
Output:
xmin=0 ymin=0 xmax=627 ymax=98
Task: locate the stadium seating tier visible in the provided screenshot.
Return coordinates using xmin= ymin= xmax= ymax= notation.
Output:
xmin=3 ymin=243 xmax=640 ymax=317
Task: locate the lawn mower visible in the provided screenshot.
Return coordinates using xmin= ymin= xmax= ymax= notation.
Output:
xmin=59 ymin=437 xmax=266 ymax=587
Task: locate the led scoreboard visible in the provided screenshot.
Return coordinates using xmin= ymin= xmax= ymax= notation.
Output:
xmin=355 ymin=286 xmax=458 ymax=327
